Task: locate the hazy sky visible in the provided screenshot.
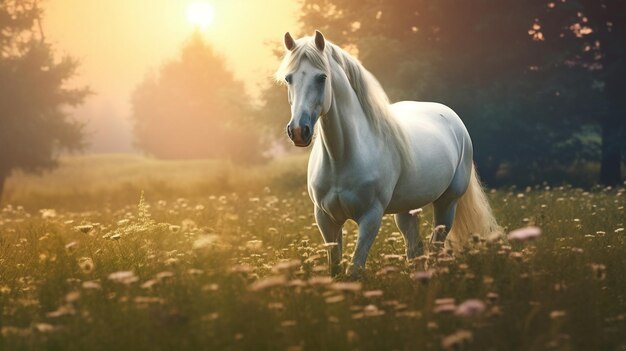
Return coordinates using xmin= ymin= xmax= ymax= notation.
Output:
xmin=43 ymin=0 xmax=299 ymax=152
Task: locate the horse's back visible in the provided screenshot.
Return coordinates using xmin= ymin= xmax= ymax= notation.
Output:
xmin=390 ymin=101 xmax=471 ymax=157
xmin=391 ymin=101 xmax=468 ymax=134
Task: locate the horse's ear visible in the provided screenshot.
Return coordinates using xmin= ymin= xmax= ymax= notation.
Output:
xmin=284 ymin=32 xmax=296 ymax=51
xmin=314 ymin=30 xmax=325 ymax=51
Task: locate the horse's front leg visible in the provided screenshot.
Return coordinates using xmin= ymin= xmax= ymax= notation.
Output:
xmin=349 ymin=204 xmax=384 ymax=277
xmin=315 ymin=206 xmax=344 ymax=277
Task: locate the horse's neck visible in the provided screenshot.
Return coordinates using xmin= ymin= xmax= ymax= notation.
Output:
xmin=317 ymin=65 xmax=374 ymax=163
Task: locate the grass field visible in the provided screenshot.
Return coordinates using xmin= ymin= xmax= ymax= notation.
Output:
xmin=1 ymin=155 xmax=625 ymax=350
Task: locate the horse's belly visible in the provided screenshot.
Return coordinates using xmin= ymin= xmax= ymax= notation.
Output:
xmin=386 ymin=172 xmax=453 ymax=213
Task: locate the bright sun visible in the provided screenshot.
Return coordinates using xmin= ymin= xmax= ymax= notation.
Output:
xmin=186 ymin=2 xmax=215 ymax=29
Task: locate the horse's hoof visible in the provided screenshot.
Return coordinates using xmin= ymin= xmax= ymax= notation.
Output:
xmin=345 ymin=266 xmax=365 ymax=280
xmin=330 ymin=266 xmax=342 ymax=278
xmin=429 ymin=240 xmax=445 ymax=253
xmin=408 ymin=255 xmax=429 ymax=270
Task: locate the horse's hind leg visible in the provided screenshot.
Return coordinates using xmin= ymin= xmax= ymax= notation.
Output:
xmin=431 ymin=159 xmax=471 ymax=248
xmin=315 ymin=207 xmax=344 ymax=277
xmin=394 ymin=212 xmax=424 ymax=259
xmin=431 ymin=198 xmax=458 ymax=245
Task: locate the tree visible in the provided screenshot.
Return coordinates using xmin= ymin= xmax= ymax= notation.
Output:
xmin=131 ymin=33 xmax=262 ymax=162
xmin=297 ymin=0 xmax=607 ymax=185
xmin=537 ymin=0 xmax=626 ymax=185
xmin=0 ymin=0 xmax=88 ymax=199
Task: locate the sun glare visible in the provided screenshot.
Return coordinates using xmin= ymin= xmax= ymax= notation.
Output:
xmin=186 ymin=2 xmax=215 ymax=29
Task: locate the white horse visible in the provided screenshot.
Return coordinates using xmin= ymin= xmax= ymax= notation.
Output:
xmin=276 ymin=31 xmax=500 ymax=276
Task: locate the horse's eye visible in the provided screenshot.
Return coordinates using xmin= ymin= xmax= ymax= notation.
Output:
xmin=285 ymin=74 xmax=293 ymax=84
xmin=317 ymin=74 xmax=327 ymax=83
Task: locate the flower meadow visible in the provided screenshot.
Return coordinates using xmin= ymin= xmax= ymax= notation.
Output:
xmin=0 ymin=158 xmax=625 ymax=350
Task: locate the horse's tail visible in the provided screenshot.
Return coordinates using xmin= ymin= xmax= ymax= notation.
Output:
xmin=448 ymin=164 xmax=501 ymax=246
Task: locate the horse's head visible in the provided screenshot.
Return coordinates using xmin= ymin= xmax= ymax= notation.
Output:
xmin=277 ymin=31 xmax=332 ymax=147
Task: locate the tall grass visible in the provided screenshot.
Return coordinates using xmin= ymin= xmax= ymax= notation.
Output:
xmin=0 ymin=155 xmax=624 ymax=350
xmin=2 ymin=154 xmax=308 ymax=210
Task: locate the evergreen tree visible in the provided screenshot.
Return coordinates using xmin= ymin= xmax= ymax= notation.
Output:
xmin=0 ymin=0 xmax=88 ymax=198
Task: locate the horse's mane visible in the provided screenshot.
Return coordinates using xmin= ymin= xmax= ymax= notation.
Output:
xmin=275 ymin=37 xmax=411 ymax=162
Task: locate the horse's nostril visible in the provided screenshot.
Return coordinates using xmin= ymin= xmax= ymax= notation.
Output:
xmin=302 ymin=125 xmax=311 ymax=139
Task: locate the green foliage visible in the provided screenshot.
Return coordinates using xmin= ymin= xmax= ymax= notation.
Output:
xmin=536 ymin=0 xmax=626 ymax=185
xmin=0 ymin=162 xmax=625 ymax=350
xmin=130 ymin=32 xmax=263 ymax=162
xmin=295 ymin=0 xmax=624 ymax=185
xmin=0 ymin=0 xmax=89 ymax=196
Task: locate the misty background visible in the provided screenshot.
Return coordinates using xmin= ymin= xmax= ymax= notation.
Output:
xmin=42 ymin=0 xmax=299 ymax=153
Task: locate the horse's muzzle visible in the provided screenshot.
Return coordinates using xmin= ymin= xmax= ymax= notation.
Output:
xmin=287 ymin=123 xmax=312 ymax=147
